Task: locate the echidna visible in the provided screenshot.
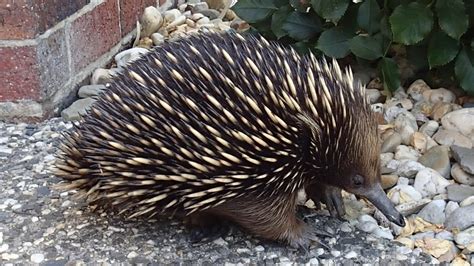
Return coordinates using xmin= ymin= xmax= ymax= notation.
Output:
xmin=55 ymin=32 xmax=405 ymax=248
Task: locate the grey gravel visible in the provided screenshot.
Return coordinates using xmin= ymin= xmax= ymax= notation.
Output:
xmin=0 ymin=118 xmax=433 ymax=264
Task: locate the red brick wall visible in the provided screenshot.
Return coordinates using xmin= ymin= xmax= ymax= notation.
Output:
xmin=0 ymin=0 xmax=160 ymax=121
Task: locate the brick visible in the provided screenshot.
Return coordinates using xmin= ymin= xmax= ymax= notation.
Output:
xmin=0 ymin=0 xmax=89 ymax=40
xmin=0 ymin=45 xmax=41 ymax=101
xmin=35 ymin=0 xmax=90 ymax=35
xmin=0 ymin=0 xmax=39 ymax=39
xmin=36 ymin=25 xmax=69 ymax=99
xmin=69 ymin=0 xmax=121 ymax=72
xmin=119 ymin=0 xmax=157 ymax=36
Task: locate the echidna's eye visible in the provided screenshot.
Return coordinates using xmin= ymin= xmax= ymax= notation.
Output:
xmin=352 ymin=175 xmax=364 ymax=187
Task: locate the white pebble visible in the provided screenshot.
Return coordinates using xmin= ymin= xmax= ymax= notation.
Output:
xmin=308 ymin=257 xmax=319 ymax=265
xmin=127 ymin=251 xmax=138 ymax=259
xmin=30 ymin=253 xmax=44 ymax=263
xmin=254 ymin=245 xmax=264 ymax=252
xmin=31 ymin=217 xmax=39 ymax=222
xmin=212 ymin=237 xmax=227 ymax=246
xmin=331 ymin=250 xmax=341 ymax=257
xmin=345 ymin=251 xmax=357 ymax=259
xmin=0 ymin=244 xmax=9 ymax=252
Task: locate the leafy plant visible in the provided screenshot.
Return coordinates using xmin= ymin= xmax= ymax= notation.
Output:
xmin=232 ymin=0 xmax=474 ymax=95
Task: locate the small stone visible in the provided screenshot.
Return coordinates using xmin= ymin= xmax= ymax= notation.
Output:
xmin=380 ymin=153 xmax=394 ymax=168
xmin=163 ymin=9 xmax=182 ymax=22
xmin=396 ymin=198 xmax=431 ymax=216
xmin=339 ymin=222 xmax=352 ymax=232
xmin=394 ymin=111 xmax=418 ymax=145
xmin=151 ymin=33 xmax=165 ymax=46
xmin=435 ymin=230 xmax=453 ymax=241
xmin=417 ymin=199 xmax=446 ymax=224
xmin=413 ymin=168 xmax=450 ymax=197
xmin=387 ymin=184 xmax=422 ymax=205
xmin=236 ymin=248 xmax=250 ymax=254
xmin=447 ymin=184 xmax=474 ymax=202
xmin=386 ymin=98 xmax=413 ymax=110
xmin=460 ymin=196 xmax=474 ymax=207
xmin=196 ymin=9 xmax=220 ymax=20
xmin=373 ymin=227 xmax=394 ymax=239
xmin=30 ymin=253 xmax=45 ymax=263
xmin=213 ymin=237 xmax=227 ymax=245
xmin=451 ymin=163 xmax=474 ymax=185
xmin=417 ymin=145 xmax=451 ymax=178
xmin=445 ymin=204 xmax=474 ymax=230
xmin=196 ymin=16 xmax=210 ymax=25
xmin=441 ymin=108 xmax=474 ymax=141
xmin=430 ymin=102 xmax=455 ymax=121
xmin=0 ymin=146 xmax=13 ymax=155
xmin=344 ymin=251 xmax=357 ymax=259
xmin=127 ymin=251 xmax=138 ymax=259
xmin=137 ymin=37 xmax=153 ymax=48
xmin=454 ymin=226 xmax=474 ymax=246
xmin=166 ymin=15 xmax=187 ymax=29
xmin=308 ymin=258 xmax=319 ymax=265
xmin=433 ymin=129 xmax=472 ymax=149
xmin=410 ymin=132 xmax=427 ymax=153
xmin=330 ymin=250 xmax=341 ymax=257
xmin=0 ymin=243 xmax=8 ymax=252
xmin=419 ymin=120 xmax=439 ymax=137
xmin=140 ymin=6 xmax=163 ymax=37
xmin=445 ymin=201 xmax=459 ymax=218
xmin=90 ymin=68 xmax=118 ymax=85
xmin=366 ymin=89 xmax=382 ymax=104
xmin=451 ymin=145 xmax=474 ymax=175
xmin=191 ymin=2 xmax=209 ymax=13
xmin=114 ymin=47 xmax=149 ymax=68
xmin=407 ymin=79 xmax=431 ymax=102
xmin=254 ymin=245 xmax=264 ymax=252
xmin=423 ymin=87 xmax=456 ymax=104
xmin=384 ymin=106 xmax=405 ymax=123
xmin=395 ymin=145 xmax=420 ymax=161
xmin=61 ymin=98 xmax=96 ymax=121
xmin=381 ymin=174 xmax=399 ymax=189
xmin=77 ymin=84 xmax=106 ymax=98
xmin=394 ymin=160 xmax=425 ymax=178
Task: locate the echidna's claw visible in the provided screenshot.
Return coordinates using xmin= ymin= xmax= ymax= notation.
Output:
xmin=189 ymin=221 xmax=230 ymax=244
xmin=306 ymin=183 xmax=346 ymax=219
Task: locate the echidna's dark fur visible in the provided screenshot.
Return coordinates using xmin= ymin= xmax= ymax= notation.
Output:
xmin=55 ymin=32 xmax=389 ymax=248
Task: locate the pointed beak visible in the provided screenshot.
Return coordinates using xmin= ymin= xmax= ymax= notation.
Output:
xmin=363 ymin=184 xmax=405 ymax=227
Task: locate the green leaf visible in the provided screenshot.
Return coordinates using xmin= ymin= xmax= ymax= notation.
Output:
xmin=435 ymin=0 xmax=468 ymax=40
xmin=232 ymin=0 xmax=278 ymax=23
xmin=389 ymin=2 xmax=433 ymax=45
xmin=316 ymin=28 xmax=353 ymax=58
xmin=271 ymin=5 xmax=293 ymax=39
xmin=291 ymin=41 xmax=313 ymax=55
xmin=289 ymin=0 xmax=312 ymax=12
xmin=427 ymin=31 xmax=460 ymax=68
xmin=380 ymin=15 xmax=392 ymax=38
xmin=311 ymin=0 xmax=349 ymax=23
xmin=349 ymin=35 xmax=384 ymax=60
xmin=455 ymin=48 xmax=474 ymax=95
xmin=357 ymin=0 xmax=381 ymax=34
xmin=282 ymin=11 xmax=322 ymax=41
xmin=379 ymin=57 xmax=400 ymax=91
xmin=338 ymin=4 xmax=359 ymax=34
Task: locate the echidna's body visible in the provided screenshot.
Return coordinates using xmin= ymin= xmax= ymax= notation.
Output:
xmin=55 ymin=32 xmax=405 ymax=248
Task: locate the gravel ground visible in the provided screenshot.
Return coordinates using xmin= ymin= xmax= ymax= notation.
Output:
xmin=0 ymin=118 xmax=434 ymax=265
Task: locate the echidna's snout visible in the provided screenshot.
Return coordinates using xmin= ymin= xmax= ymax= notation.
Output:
xmin=362 ymin=184 xmax=406 ymax=227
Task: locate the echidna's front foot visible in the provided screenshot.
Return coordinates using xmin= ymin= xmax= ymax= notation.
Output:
xmin=287 ymin=221 xmax=330 ymax=251
xmin=189 ymin=223 xmax=230 ymax=243
xmin=185 ymin=213 xmax=230 ymax=243
xmin=306 ymin=183 xmax=345 ymax=219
